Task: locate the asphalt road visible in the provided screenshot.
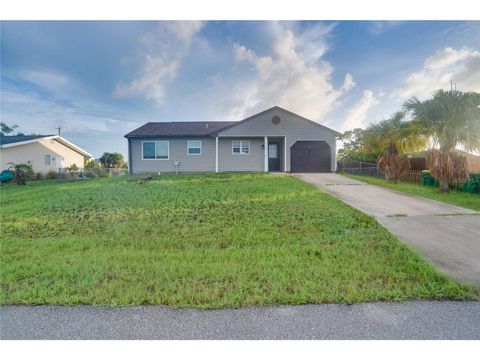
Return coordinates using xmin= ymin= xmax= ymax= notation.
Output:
xmin=1 ymin=301 xmax=479 ymax=339
xmin=295 ymin=173 xmax=480 ymax=285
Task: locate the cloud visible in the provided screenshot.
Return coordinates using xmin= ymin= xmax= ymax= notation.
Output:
xmin=2 ymin=89 xmax=139 ymax=135
xmin=368 ymin=21 xmax=403 ymax=35
xmin=340 ymin=90 xmax=379 ymax=131
xmin=217 ymin=23 xmax=354 ymax=122
xmin=17 ymin=69 xmax=72 ymax=92
xmin=391 ymin=47 xmax=480 ymax=100
xmin=113 ymin=21 xmax=204 ymax=104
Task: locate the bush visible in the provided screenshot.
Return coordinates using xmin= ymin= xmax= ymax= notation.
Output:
xmin=84 ymin=171 xmax=98 ymax=178
xmin=35 ymin=172 xmax=45 ymax=181
xmin=46 ymin=170 xmax=58 ymax=180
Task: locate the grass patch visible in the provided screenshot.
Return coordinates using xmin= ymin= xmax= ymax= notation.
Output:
xmin=0 ymin=173 xmax=476 ymax=308
xmin=344 ymin=174 xmax=480 ymax=212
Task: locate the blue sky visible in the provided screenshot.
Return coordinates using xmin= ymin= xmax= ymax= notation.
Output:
xmin=1 ymin=21 xmax=479 ymax=158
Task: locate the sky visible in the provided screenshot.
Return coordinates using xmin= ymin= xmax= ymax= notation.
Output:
xmin=1 ymin=20 xmax=479 ymax=158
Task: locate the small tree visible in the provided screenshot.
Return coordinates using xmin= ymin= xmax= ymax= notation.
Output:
xmin=7 ymin=162 xmax=33 ymax=185
xmin=99 ymin=152 xmax=125 ymax=168
xmin=84 ymin=158 xmax=99 ymax=168
xmin=338 ymin=128 xmax=379 ymax=163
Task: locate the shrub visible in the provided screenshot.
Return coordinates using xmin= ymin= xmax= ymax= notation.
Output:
xmin=46 ymin=170 xmax=58 ymax=180
xmin=35 ymin=172 xmax=45 ymax=181
xmin=7 ymin=162 xmax=33 ymax=185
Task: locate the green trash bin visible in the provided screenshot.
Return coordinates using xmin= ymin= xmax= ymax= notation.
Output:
xmin=421 ymin=170 xmax=434 ymax=187
xmin=462 ymin=173 xmax=480 ymax=194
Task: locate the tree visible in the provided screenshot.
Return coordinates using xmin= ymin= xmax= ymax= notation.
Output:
xmin=99 ymin=152 xmax=125 ymax=168
xmin=404 ymin=90 xmax=480 ymax=191
xmin=84 ymin=158 xmax=100 ymax=168
xmin=0 ymin=122 xmax=24 ymax=136
xmin=338 ymin=128 xmax=379 ymax=163
xmin=363 ymin=112 xmax=428 ymax=182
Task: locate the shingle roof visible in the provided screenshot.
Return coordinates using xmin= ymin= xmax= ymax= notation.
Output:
xmin=124 ymin=122 xmax=237 ymax=138
xmin=0 ymin=135 xmax=54 ymax=146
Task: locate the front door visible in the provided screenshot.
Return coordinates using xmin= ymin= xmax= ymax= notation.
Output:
xmin=268 ymin=143 xmax=280 ymax=171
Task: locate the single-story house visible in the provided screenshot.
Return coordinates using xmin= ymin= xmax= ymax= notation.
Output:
xmin=125 ymin=106 xmax=341 ymax=174
xmin=0 ymin=134 xmax=93 ymax=174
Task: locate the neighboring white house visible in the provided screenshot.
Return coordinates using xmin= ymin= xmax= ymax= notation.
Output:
xmin=0 ymin=135 xmax=92 ymax=174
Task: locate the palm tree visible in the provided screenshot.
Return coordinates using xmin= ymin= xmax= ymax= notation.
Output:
xmin=363 ymin=112 xmax=428 ymax=182
xmin=404 ymin=90 xmax=480 ymax=191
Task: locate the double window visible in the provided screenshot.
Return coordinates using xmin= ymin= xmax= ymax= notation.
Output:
xmin=232 ymin=140 xmax=250 ymax=155
xmin=142 ymin=141 xmax=169 ymax=160
xmin=187 ymin=140 xmax=202 ymax=155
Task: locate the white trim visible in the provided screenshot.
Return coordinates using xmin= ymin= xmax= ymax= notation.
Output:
xmin=142 ymin=140 xmax=169 ymax=160
xmin=232 ymin=139 xmax=250 ymax=155
xmin=215 ymin=137 xmax=219 ymax=173
xmin=264 ymin=137 xmax=268 ymax=172
xmin=0 ymin=135 xmax=92 ymax=158
xmin=284 ymin=136 xmax=287 ymax=172
xmin=187 ymin=140 xmax=202 ymax=156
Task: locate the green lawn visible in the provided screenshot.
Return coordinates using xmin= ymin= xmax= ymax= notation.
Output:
xmin=344 ymin=174 xmax=480 ymax=212
xmin=0 ymin=173 xmax=476 ymax=308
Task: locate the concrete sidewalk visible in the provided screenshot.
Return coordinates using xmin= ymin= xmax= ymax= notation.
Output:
xmin=296 ymin=173 xmax=480 ymax=285
xmin=1 ymin=301 xmax=479 ymax=339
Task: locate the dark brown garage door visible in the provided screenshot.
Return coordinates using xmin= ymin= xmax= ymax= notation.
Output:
xmin=290 ymin=141 xmax=331 ymax=173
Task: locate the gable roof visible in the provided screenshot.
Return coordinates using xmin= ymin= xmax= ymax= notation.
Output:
xmin=213 ymin=106 xmax=342 ymax=136
xmin=124 ymin=106 xmax=342 ymax=138
xmin=0 ymin=134 xmax=92 ymax=158
xmin=125 ymin=121 xmax=236 ymax=138
xmin=0 ymin=134 xmax=54 ymax=146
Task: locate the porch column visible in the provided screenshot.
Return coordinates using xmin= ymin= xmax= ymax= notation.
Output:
xmin=215 ymin=137 xmax=219 ymax=173
xmin=264 ymin=136 xmax=268 ymax=172
xmin=284 ymin=136 xmax=287 ymax=172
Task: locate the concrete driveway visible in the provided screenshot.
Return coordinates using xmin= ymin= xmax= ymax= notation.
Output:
xmin=296 ymin=173 xmax=480 ymax=285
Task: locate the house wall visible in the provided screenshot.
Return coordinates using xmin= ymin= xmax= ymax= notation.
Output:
xmin=0 ymin=139 xmax=86 ymax=174
xmin=218 ymin=138 xmax=264 ymax=172
xmin=129 ymin=137 xmax=216 ymax=173
xmin=217 ymin=108 xmax=337 ymax=172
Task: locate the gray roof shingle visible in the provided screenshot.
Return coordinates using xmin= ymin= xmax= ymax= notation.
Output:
xmin=0 ymin=135 xmax=54 ymax=146
xmin=124 ymin=122 xmax=237 ymax=138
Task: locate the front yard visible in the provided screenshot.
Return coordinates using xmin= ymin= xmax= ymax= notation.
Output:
xmin=0 ymin=173 xmax=476 ymax=308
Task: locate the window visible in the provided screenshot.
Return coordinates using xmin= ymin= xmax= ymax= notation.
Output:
xmin=44 ymin=155 xmax=51 ymax=165
xmin=142 ymin=141 xmax=169 ymax=160
xmin=232 ymin=140 xmax=250 ymax=155
xmin=187 ymin=140 xmax=202 ymax=155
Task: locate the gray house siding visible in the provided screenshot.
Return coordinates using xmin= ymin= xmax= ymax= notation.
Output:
xmin=130 ymin=137 xmax=215 ymax=173
xmin=218 ymin=138 xmax=264 ymax=172
xmin=216 ymin=108 xmax=337 ymax=172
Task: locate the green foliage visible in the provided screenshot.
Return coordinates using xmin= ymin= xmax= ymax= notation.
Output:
xmin=404 ymin=90 xmax=480 ymax=153
xmin=65 ymin=163 xmax=80 ymax=172
xmin=99 ymin=152 xmax=124 ymax=168
xmin=363 ymin=112 xmax=428 ymax=156
xmin=46 ymin=170 xmax=58 ymax=180
xmin=35 ymin=172 xmax=45 ymax=181
xmin=84 ymin=159 xmax=99 ymax=168
xmin=0 ymin=122 xmax=24 ymax=136
xmin=0 ymin=174 xmax=475 ymax=307
xmin=338 ymin=128 xmax=379 ymax=162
